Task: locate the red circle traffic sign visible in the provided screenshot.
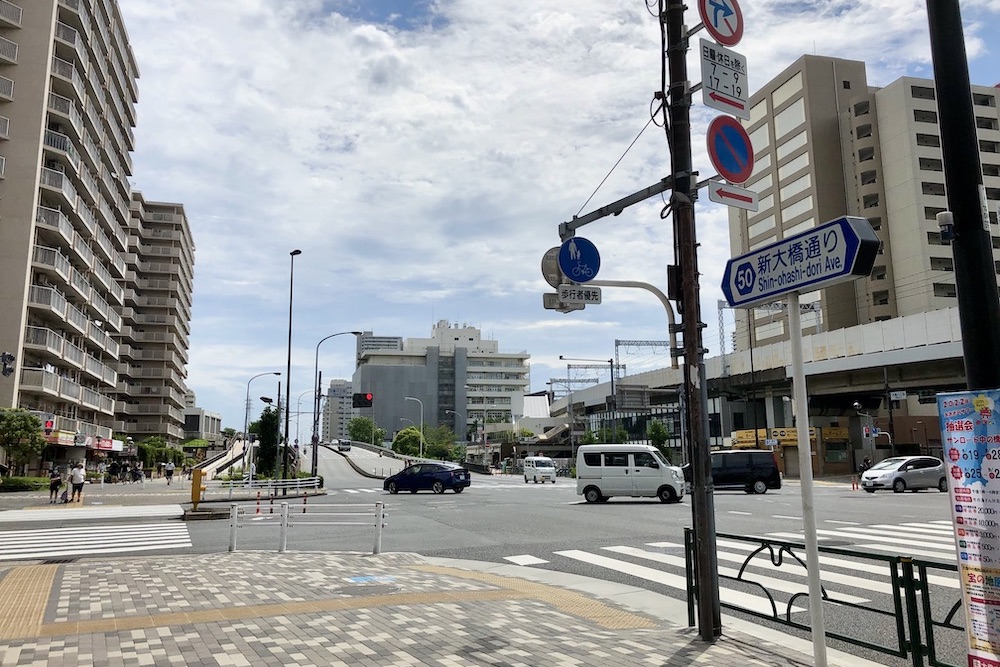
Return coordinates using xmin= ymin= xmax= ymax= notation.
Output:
xmin=707 ymin=115 xmax=754 ymax=184
xmin=698 ymin=0 xmax=744 ymax=47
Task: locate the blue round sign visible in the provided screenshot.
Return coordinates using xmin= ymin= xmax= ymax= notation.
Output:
xmin=558 ymin=237 xmax=600 ymax=283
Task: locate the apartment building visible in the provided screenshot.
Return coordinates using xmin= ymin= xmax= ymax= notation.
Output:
xmin=354 ymin=321 xmax=530 ymax=440
xmin=321 ymin=378 xmax=353 ymax=442
xmin=728 ymin=55 xmax=1000 ymax=350
xmin=0 ymin=1 xmax=192 ymax=468
xmin=114 ymin=192 xmax=193 ymax=443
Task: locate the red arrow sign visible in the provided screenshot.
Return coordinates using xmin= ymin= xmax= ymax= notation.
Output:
xmin=708 ymin=181 xmax=758 ymax=211
xmin=708 ymin=92 xmax=746 ymax=112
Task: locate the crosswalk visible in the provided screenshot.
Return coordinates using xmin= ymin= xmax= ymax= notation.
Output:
xmin=504 ymin=520 xmax=961 ymax=615
xmin=0 ymin=522 xmax=192 ymax=561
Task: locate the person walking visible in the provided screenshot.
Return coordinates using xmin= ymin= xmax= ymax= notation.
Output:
xmin=69 ymin=462 xmax=86 ymax=502
xmin=165 ymin=460 xmax=175 ymax=485
xmin=48 ymin=467 xmax=63 ymax=504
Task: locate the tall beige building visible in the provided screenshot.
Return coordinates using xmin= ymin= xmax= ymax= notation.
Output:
xmin=0 ymin=1 xmax=192 ymax=465
xmin=729 ymin=55 xmax=1000 ymax=350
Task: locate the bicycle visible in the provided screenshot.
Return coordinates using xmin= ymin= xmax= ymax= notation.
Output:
xmin=570 ymin=262 xmax=593 ymax=279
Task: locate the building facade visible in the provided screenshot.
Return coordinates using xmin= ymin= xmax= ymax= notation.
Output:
xmin=728 ymin=55 xmax=1000 ymax=351
xmin=321 ymin=379 xmax=352 ymax=442
xmin=353 ymin=320 xmax=530 ymax=442
xmin=0 ymin=1 xmax=192 ymax=470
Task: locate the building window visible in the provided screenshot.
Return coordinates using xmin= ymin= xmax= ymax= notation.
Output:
xmin=919 ymin=157 xmax=944 ymax=172
xmin=781 ymin=195 xmax=813 ymax=222
xmin=749 ymin=123 xmax=770 ymax=154
xmin=981 ymin=140 xmax=999 ymax=154
xmin=777 ymin=152 xmax=809 ymax=180
xmin=873 ymin=290 xmax=890 ymax=306
xmin=925 ymin=206 xmax=945 ymax=220
xmin=984 ymin=164 xmax=1000 ymax=178
xmin=747 ymin=100 xmax=768 ymax=127
xmin=776 ymin=130 xmax=808 ymax=160
xmin=977 ymin=117 xmax=1000 ymax=131
xmin=928 ymin=231 xmax=951 ymax=246
xmin=855 ymin=123 xmax=873 ymax=139
xmin=933 ymin=283 xmax=957 ymax=298
xmin=772 ymin=72 xmax=803 ymax=109
xmin=774 ymin=98 xmax=806 ymax=139
xmin=916 ymin=133 xmax=941 ymax=147
xmin=748 ymin=214 xmax=775 ymax=238
xmin=930 ymin=256 xmax=954 ymax=272
xmin=751 ymin=151 xmax=771 ymax=177
xmin=973 ymin=93 xmax=997 ymax=107
xmin=780 ymin=173 xmax=811 ymax=201
xmin=987 ymin=187 xmax=1000 ymax=200
xmin=871 ymin=266 xmax=887 ymax=280
xmin=914 ymin=109 xmax=939 ymax=124
xmin=853 ymin=100 xmax=870 ymax=116
xmin=858 ymin=146 xmax=875 ymax=162
xmin=748 ymin=172 xmax=773 ymax=192
xmin=860 ymin=170 xmax=877 ymax=186
xmin=843 ymin=80 xmax=851 ymax=90
xmin=911 ymin=85 xmax=936 ymax=100
xmin=784 ymin=217 xmax=815 ymax=236
xmin=863 ymin=193 xmax=880 ymax=209
xmin=868 ymin=216 xmax=882 ymax=230
xmin=922 ymin=182 xmax=946 ymax=196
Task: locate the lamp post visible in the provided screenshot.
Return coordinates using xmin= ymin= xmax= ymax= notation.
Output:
xmin=560 ymin=355 xmax=616 ymax=438
xmin=405 ymin=396 xmax=424 ymax=458
xmin=311 ymin=331 xmax=362 ymax=477
xmin=244 ymin=371 xmax=280 ymax=482
xmin=282 ymin=249 xmax=301 ymax=490
xmin=296 ymin=389 xmax=315 ymax=458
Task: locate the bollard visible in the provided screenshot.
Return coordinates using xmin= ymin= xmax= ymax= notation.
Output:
xmin=228 ymin=481 xmax=234 ymax=501
xmin=302 ymin=495 xmax=307 ymax=514
xmin=191 ymin=469 xmax=207 ymax=511
xmin=228 ymin=504 xmax=238 ymax=552
xmin=278 ymin=502 xmax=289 ymax=553
xmin=255 ymin=491 xmax=261 ymax=515
xmin=269 ymin=497 xmax=274 ymax=514
xmin=851 ymin=475 xmax=859 ymax=491
xmin=373 ymin=501 xmax=386 ymax=555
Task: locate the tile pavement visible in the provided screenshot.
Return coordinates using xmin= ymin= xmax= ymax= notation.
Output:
xmin=0 ymin=549 xmax=883 ymax=667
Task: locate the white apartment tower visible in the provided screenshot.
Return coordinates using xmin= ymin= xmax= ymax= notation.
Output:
xmin=729 ymin=55 xmax=1000 ymax=350
xmin=0 ymin=1 xmax=193 ymax=464
xmin=321 ymin=379 xmax=353 ymax=442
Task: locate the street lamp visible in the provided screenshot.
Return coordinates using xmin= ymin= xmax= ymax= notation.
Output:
xmin=283 ymin=249 xmax=301 ymax=489
xmin=311 ymin=331 xmax=362 ymax=477
xmin=244 ymin=371 xmax=280 ymax=481
xmin=560 ymin=355 xmax=616 ymax=437
xmin=296 ymin=389 xmax=315 ymax=456
xmin=405 ymin=396 xmax=424 ymax=458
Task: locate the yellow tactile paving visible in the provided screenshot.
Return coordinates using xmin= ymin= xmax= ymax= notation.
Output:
xmin=0 ymin=564 xmax=59 ymax=640
xmin=410 ymin=564 xmax=658 ymax=630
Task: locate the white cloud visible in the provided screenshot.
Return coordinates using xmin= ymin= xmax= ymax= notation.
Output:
xmin=119 ymin=0 xmax=1000 ymax=426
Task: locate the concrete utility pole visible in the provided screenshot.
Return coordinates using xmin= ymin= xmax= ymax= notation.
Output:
xmin=665 ymin=0 xmax=721 ymax=640
xmin=925 ymin=0 xmax=1000 ymax=389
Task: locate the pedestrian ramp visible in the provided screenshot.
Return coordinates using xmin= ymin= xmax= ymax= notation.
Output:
xmin=0 ymin=522 xmax=192 ymax=561
xmin=0 ymin=504 xmax=185 ymax=524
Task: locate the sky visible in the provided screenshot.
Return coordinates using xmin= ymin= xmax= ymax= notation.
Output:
xmin=116 ymin=0 xmax=1000 ymax=431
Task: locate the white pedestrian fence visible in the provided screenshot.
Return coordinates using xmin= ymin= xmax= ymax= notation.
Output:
xmin=197 ymin=477 xmax=323 ymax=503
xmin=227 ymin=501 xmax=388 ymax=554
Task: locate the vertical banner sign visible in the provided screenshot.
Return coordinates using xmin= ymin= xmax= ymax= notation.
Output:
xmin=938 ymin=389 xmax=1000 ymax=667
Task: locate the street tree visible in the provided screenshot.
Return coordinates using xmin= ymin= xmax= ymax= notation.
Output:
xmin=0 ymin=409 xmax=46 ymax=476
xmin=348 ymin=417 xmax=386 ymax=446
xmin=648 ymin=420 xmax=672 ymax=462
xmin=256 ymin=407 xmax=280 ymax=476
xmin=392 ymin=426 xmax=421 ymax=457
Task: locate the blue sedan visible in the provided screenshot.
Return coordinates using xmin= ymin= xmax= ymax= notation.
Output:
xmin=384 ymin=463 xmax=471 ymax=494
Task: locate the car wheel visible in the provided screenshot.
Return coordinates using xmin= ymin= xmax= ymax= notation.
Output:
xmin=753 ymin=480 xmax=768 ymax=495
xmin=432 ymin=481 xmax=445 ymax=494
xmin=534 ymin=478 xmax=539 ymax=484
xmin=454 ymin=486 xmax=464 ymax=494
xmin=658 ymin=487 xmax=679 ymax=503
xmin=387 ymin=482 xmax=398 ymax=494
xmin=524 ymin=476 xmax=528 ymax=483
xmin=584 ymin=486 xmax=602 ymax=503
xmin=864 ymin=488 xmax=876 ymax=493
xmin=938 ymin=478 xmax=948 ymax=492
xmin=893 ymin=479 xmax=906 ymax=493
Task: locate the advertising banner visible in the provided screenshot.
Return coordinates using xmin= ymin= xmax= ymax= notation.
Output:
xmin=938 ymin=389 xmax=1000 ymax=667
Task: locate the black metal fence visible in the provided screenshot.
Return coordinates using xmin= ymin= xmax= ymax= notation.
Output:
xmin=684 ymin=528 xmax=964 ymax=667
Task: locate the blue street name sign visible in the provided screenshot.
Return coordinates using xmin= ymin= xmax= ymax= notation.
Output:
xmin=558 ymin=237 xmax=601 ymax=283
xmin=721 ymin=216 xmax=880 ymax=308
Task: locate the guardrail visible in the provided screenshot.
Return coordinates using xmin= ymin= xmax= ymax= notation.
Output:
xmin=227 ymin=501 xmax=388 ymax=554
xmin=196 ymin=477 xmax=323 ymax=503
xmin=684 ymin=528 xmax=962 ymax=667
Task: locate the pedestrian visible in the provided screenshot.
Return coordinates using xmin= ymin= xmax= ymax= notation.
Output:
xmin=69 ymin=462 xmax=86 ymax=502
xmin=165 ymin=460 xmax=175 ymax=485
xmin=109 ymin=460 xmax=120 ymax=484
xmin=859 ymin=457 xmax=873 ymax=473
xmin=48 ymin=467 xmax=62 ymax=504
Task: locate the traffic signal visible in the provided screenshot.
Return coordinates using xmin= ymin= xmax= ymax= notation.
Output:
xmin=44 ymin=417 xmax=54 ymax=436
xmin=0 ymin=351 xmax=13 ymax=378
xmin=352 ymin=392 xmax=374 ymax=408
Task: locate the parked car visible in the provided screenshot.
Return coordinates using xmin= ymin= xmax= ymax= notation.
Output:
xmin=682 ymin=449 xmax=782 ymax=494
xmin=860 ymin=455 xmax=947 ymax=493
xmin=384 ymin=462 xmax=471 ymax=494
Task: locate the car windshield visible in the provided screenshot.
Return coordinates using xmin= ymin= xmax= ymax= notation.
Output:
xmin=532 ymin=460 xmax=554 ymax=468
xmin=870 ymin=457 xmax=908 ymax=471
xmin=652 ymin=450 xmax=670 ymax=466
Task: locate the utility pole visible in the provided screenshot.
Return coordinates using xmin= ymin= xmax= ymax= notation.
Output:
xmin=926 ymin=1 xmax=1000 ymax=389
xmin=665 ymin=0 xmax=721 ymax=641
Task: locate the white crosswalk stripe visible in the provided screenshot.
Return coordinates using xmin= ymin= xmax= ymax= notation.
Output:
xmin=0 ymin=522 xmax=192 ymax=561
xmin=505 ymin=522 xmax=962 ymax=616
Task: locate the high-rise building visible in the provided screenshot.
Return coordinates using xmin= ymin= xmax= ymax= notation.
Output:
xmin=0 ymin=1 xmax=193 ymax=468
xmin=354 ymin=320 xmax=530 ymax=440
xmin=321 ymin=379 xmax=353 ymax=442
xmin=728 ymin=55 xmax=1000 ymax=350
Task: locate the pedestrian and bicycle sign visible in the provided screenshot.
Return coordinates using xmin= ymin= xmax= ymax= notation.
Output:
xmin=558 ymin=237 xmax=600 ymax=283
xmin=700 ymin=39 xmax=749 ymax=119
xmin=698 ymin=0 xmax=744 ymax=47
xmin=721 ymin=216 xmax=881 ymax=308
xmin=707 ymin=116 xmax=754 ymax=184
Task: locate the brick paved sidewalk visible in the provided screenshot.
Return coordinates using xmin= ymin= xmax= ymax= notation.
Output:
xmin=0 ymin=550 xmax=881 ymax=667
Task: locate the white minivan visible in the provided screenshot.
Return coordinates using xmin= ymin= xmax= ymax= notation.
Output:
xmin=576 ymin=444 xmax=684 ymax=503
xmin=523 ymin=456 xmax=556 ymax=483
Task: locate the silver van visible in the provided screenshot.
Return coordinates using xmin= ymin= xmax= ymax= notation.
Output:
xmin=576 ymin=444 xmax=684 ymax=503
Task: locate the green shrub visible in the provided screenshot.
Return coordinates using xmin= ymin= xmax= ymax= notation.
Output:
xmin=0 ymin=476 xmax=49 ymax=492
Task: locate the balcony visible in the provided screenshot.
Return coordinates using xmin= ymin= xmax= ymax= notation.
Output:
xmin=68 ymin=266 xmax=91 ymax=301
xmin=0 ymin=35 xmax=17 ymax=65
xmin=60 ymin=375 xmax=81 ymax=401
xmin=64 ymin=340 xmax=85 ymax=368
xmin=81 ymin=385 xmax=101 ymax=409
xmin=20 ymin=368 xmax=60 ymax=395
xmin=0 ymin=75 xmax=12 ymax=101
xmin=32 ymin=245 xmax=72 ymax=284
xmin=28 ymin=284 xmax=67 ymax=317
xmin=54 ymin=21 xmax=86 ymax=65
xmin=50 ymin=56 xmax=85 ymax=102
xmin=66 ymin=301 xmax=88 ymax=334
xmin=40 ymin=166 xmax=78 ymax=210
xmin=35 ymin=205 xmax=73 ymax=243
xmin=23 ymin=326 xmax=65 ymax=357
xmin=0 ymin=115 xmax=8 ymax=139
xmin=0 ymin=1 xmax=22 ymax=28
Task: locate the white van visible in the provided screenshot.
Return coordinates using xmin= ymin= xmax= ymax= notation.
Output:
xmin=523 ymin=456 xmax=556 ymax=483
xmin=576 ymin=444 xmax=684 ymax=503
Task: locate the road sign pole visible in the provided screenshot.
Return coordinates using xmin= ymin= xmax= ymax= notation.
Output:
xmin=788 ymin=292 xmax=829 ymax=667
xmin=666 ymin=0 xmax=721 ymax=641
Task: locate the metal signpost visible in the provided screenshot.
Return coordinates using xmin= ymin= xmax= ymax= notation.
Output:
xmin=722 ymin=215 xmax=878 ymax=667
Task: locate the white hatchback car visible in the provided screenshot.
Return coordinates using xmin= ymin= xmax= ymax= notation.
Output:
xmin=860 ymin=455 xmax=947 ymax=493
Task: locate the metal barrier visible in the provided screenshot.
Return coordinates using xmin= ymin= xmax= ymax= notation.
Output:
xmin=684 ymin=528 xmax=963 ymax=667
xmin=195 ymin=477 xmax=323 ymax=503
xmin=228 ymin=500 xmax=388 ymax=554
